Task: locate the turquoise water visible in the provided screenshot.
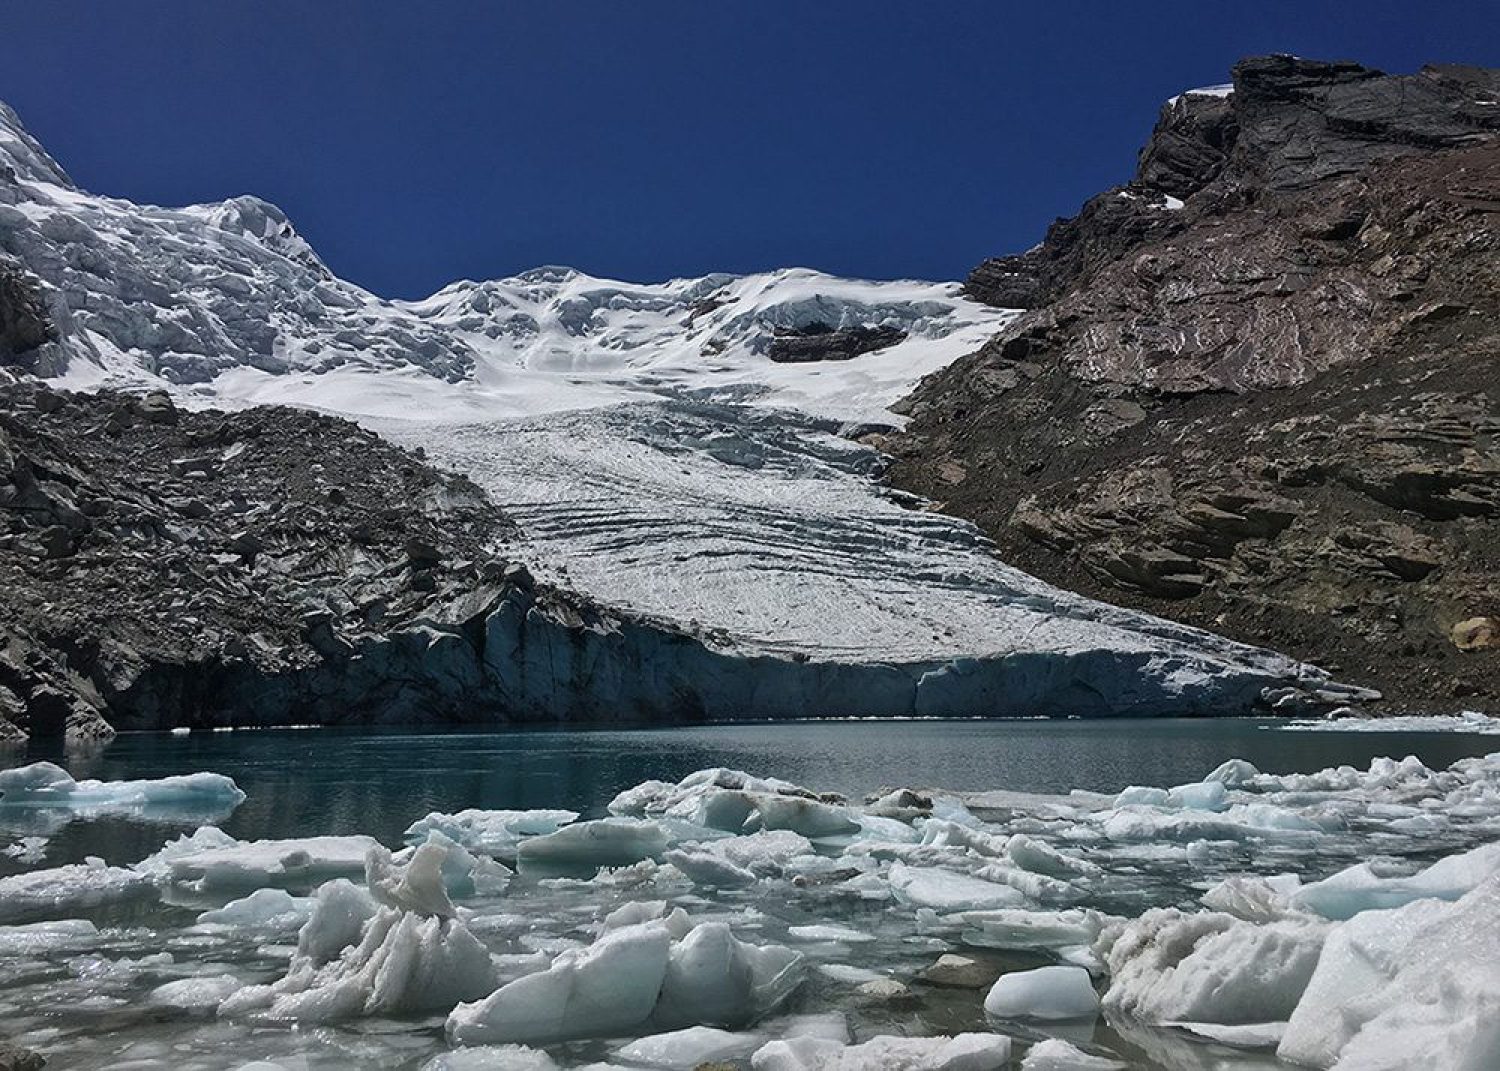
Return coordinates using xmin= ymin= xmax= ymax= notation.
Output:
xmin=6 ymin=718 xmax=1495 ymax=867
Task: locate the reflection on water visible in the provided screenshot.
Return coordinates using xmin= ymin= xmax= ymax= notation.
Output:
xmin=3 ymin=719 xmax=1494 ymax=870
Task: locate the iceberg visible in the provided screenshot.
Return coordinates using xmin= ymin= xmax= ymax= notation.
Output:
xmin=447 ymin=915 xmax=804 ymax=1046
xmin=0 ymin=763 xmax=245 ymax=835
xmin=194 ymin=888 xmax=314 ymax=933
xmin=1279 ymin=876 xmax=1500 ymax=1070
xmin=960 ymin=908 xmax=1112 ymax=956
xmin=1100 ymin=908 xmax=1328 ymax=1024
xmin=515 ymin=818 xmax=672 ymax=869
xmin=448 ymin=919 xmax=674 ymax=1045
xmin=1289 ymin=840 xmax=1500 ymax=920
xmin=404 ymin=808 xmax=580 ymax=858
xmin=220 ymin=842 xmax=498 ymax=1022
xmin=150 ymin=831 xmax=380 ymax=892
xmin=889 ymin=862 xmax=1030 ymax=912
xmin=984 ymin=966 xmax=1099 ymax=1021
xmin=0 ymin=762 xmax=245 ymax=812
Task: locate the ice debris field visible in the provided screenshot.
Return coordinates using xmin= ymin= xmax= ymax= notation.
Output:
xmin=1 ymin=752 xmax=1498 ymax=1070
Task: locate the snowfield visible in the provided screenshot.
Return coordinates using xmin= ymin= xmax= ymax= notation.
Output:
xmin=0 ymin=98 xmax=1357 ymax=717
xmin=0 ymin=753 xmax=1498 ymax=1068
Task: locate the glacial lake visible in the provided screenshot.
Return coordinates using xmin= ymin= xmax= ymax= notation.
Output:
xmin=2 ymin=718 xmax=1497 ymax=1071
xmin=7 ymin=717 xmax=1496 ymax=867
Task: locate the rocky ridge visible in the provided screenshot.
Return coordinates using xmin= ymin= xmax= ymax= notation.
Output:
xmin=888 ymin=57 xmax=1500 ymax=709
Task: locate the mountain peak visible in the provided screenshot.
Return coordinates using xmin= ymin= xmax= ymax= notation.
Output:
xmin=0 ymin=101 xmax=74 ymax=189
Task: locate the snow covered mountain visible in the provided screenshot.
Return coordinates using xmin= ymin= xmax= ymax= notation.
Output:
xmin=0 ymin=98 xmax=1354 ymax=717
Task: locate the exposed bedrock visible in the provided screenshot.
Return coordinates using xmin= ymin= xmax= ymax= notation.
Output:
xmin=964 ymin=57 xmax=1500 ymax=311
xmin=890 ymin=57 xmax=1500 ymax=709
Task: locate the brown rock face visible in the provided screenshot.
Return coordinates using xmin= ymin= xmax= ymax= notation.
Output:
xmin=890 ymin=57 xmax=1500 ymax=711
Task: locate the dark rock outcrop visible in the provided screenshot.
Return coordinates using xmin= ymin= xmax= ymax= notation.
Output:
xmin=890 ymin=57 xmax=1500 ymax=710
xmin=963 ymin=57 xmax=1500 ymax=310
xmin=0 ymin=264 xmax=52 ymax=369
xmin=767 ymin=323 xmax=907 ymax=363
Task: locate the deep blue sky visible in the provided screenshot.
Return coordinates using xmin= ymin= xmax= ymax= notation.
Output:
xmin=3 ymin=3 xmax=1496 ymax=297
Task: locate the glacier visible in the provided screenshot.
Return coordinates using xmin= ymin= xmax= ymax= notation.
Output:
xmin=0 ymin=98 xmax=1361 ymax=720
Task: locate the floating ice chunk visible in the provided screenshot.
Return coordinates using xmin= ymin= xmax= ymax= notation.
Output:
xmin=1101 ymin=908 xmax=1327 ymax=1024
xmin=0 ymin=859 xmax=155 ymax=923
xmin=889 ymin=862 xmax=1029 ymax=912
xmin=1290 ymin=840 xmax=1500 ymax=920
xmin=1114 ymin=780 xmax=1226 ymax=811
xmin=448 ymin=918 xmax=804 ymax=1046
xmin=1166 ymin=780 xmax=1229 ymax=812
xmin=421 ymin=1046 xmax=561 ymax=1071
xmin=133 ymin=825 xmax=241 ymax=879
xmin=600 ymin=899 xmax=693 ymax=937
xmin=984 ymin=966 xmax=1099 ymax=1021
xmin=1100 ymin=802 xmax=1319 ymax=842
xmin=1005 ymin=835 xmax=1099 ymax=878
xmin=971 ymin=862 xmax=1077 ymax=904
xmin=786 ymin=924 xmax=875 ymax=943
xmin=0 ymin=762 xmax=240 ymax=804
xmin=195 ymin=888 xmax=313 ymax=933
xmin=818 ymin=963 xmax=889 ymax=985
xmin=149 ymin=973 xmax=243 ymax=1010
xmin=292 ymin=878 xmax=380 ymax=964
xmin=449 ymin=919 xmax=673 ymax=1045
xmin=516 ymin=817 xmax=670 ymax=868
xmin=2 ymin=836 xmax=47 ymax=864
xmin=1279 ymin=875 xmax=1500 ymax=1070
xmin=680 ymin=789 xmax=858 ymax=839
xmin=762 ymin=1011 xmax=851 ymax=1044
xmin=0 ymin=918 xmax=98 ymax=954
xmin=1112 ymin=785 xmax=1169 ymax=808
xmin=615 ymin=1025 xmax=763 ymax=1068
xmin=845 ymin=813 xmax=922 ymax=845
xmin=0 ymin=761 xmax=245 ymax=815
xmin=753 ymin=1032 xmax=1013 ymax=1070
xmin=752 ymin=1035 xmax=845 ymax=1071
xmin=665 ymin=829 xmax=816 ymax=888
xmin=655 ymin=921 xmax=804 ymax=1029
xmin=665 ymin=847 xmax=756 ymax=887
xmin=610 ymin=769 xmax=833 ymax=818
xmin=1200 ymin=873 xmax=1305 ymax=921
xmin=1165 ymin=1020 xmax=1286 ymax=1049
xmin=918 ymin=818 xmax=1011 ymax=857
xmin=154 ymin=832 xmax=380 ymax=892
xmin=392 ymin=832 xmax=514 ymax=899
xmin=223 ymin=906 xmax=497 ymax=1022
xmin=1205 ymin=759 xmax=1260 ymax=787
xmin=1020 ymin=1038 xmax=1125 ymax=1070
xmin=369 ymin=840 xmax=460 ymax=918
xmin=404 ymin=808 xmax=579 ymax=858
xmin=961 ymin=908 xmax=1110 ymax=954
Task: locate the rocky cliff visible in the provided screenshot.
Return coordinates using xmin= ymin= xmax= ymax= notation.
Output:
xmin=888 ymin=57 xmax=1500 ymax=710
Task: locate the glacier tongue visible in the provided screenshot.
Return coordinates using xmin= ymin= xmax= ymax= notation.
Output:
xmin=0 ymin=97 xmax=1348 ymax=715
